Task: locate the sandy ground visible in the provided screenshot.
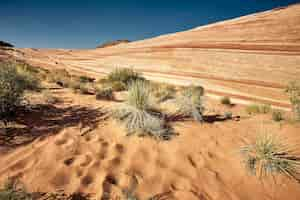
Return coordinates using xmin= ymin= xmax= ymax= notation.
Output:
xmin=1 ymin=86 xmax=300 ymax=200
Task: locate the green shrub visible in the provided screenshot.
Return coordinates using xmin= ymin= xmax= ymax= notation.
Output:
xmin=246 ymin=104 xmax=271 ymax=115
xmin=221 ymin=96 xmax=231 ymax=106
xmin=173 ymin=85 xmax=205 ymax=122
xmin=107 ymin=68 xmax=144 ymax=87
xmin=0 ymin=62 xmax=31 ymax=122
xmin=272 ymin=110 xmax=283 ymax=122
xmin=96 ymin=87 xmax=114 ymax=100
xmin=286 ymin=81 xmax=300 ymax=120
xmin=240 ymin=133 xmax=300 ymax=181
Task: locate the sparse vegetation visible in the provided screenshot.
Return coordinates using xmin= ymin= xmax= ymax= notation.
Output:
xmin=286 ymin=81 xmax=300 ymax=120
xmin=151 ymin=83 xmax=176 ymax=103
xmin=221 ymin=96 xmax=231 ymax=106
xmin=172 ymin=85 xmax=205 ymax=122
xmin=107 ymin=68 xmax=144 ymax=88
xmin=246 ymin=104 xmax=271 ymax=115
xmin=240 ymin=133 xmax=300 ymax=182
xmin=95 ymin=87 xmax=114 ymax=100
xmin=0 ymin=62 xmax=40 ymax=123
xmin=112 ymin=80 xmax=173 ymax=140
xmin=272 ymin=110 xmax=283 ymax=122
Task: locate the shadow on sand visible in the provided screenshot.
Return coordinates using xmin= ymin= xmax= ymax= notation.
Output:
xmin=0 ymin=104 xmax=107 ymax=149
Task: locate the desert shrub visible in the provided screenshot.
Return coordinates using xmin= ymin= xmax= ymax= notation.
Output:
xmin=110 ymin=81 xmax=127 ymax=92
xmin=272 ymin=110 xmax=284 ymax=122
xmin=221 ymin=96 xmax=231 ymax=106
xmin=0 ymin=63 xmax=30 ymax=122
xmin=112 ymin=80 xmax=173 ymax=139
xmin=112 ymin=106 xmax=172 ymax=140
xmin=224 ymin=111 xmax=233 ymax=119
xmin=79 ymin=75 xmax=94 ymax=83
xmin=152 ymin=83 xmax=176 ymax=103
xmin=95 ymin=87 xmax=114 ymax=100
xmin=127 ymin=80 xmax=152 ymax=110
xmin=15 ymin=63 xmax=41 ymax=91
xmin=0 ymin=179 xmax=32 ymax=200
xmin=47 ymin=69 xmax=72 ymax=87
xmin=107 ymin=68 xmax=144 ymax=87
xmin=286 ymin=81 xmax=300 ymax=120
xmin=240 ymin=133 xmax=300 ymax=181
xmin=246 ymin=104 xmax=271 ymax=115
xmin=172 ymin=85 xmax=205 ymax=122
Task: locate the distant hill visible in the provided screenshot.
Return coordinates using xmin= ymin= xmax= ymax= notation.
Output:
xmin=0 ymin=41 xmax=14 ymax=48
xmin=96 ymin=40 xmax=130 ymax=48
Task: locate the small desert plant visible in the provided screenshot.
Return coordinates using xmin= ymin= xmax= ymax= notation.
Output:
xmin=246 ymin=104 xmax=271 ymax=115
xmin=152 ymin=83 xmax=176 ymax=103
xmin=286 ymin=81 xmax=300 ymax=120
xmin=95 ymin=87 xmax=114 ymax=100
xmin=272 ymin=110 xmax=284 ymax=122
xmin=127 ymin=80 xmax=152 ymax=110
xmin=0 ymin=179 xmax=32 ymax=200
xmin=107 ymin=68 xmax=144 ymax=87
xmin=112 ymin=106 xmax=172 ymax=140
xmin=240 ymin=133 xmax=300 ymax=182
xmin=221 ymin=96 xmax=231 ymax=106
xmin=172 ymin=85 xmax=205 ymax=122
xmin=112 ymin=80 xmax=173 ymax=139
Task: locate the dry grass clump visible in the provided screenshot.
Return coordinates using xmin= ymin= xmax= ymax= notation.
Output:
xmin=286 ymin=81 xmax=300 ymax=120
xmin=0 ymin=62 xmax=41 ymax=123
xmin=95 ymin=87 xmax=114 ymax=100
xmin=245 ymin=104 xmax=271 ymax=115
xmin=171 ymin=85 xmax=205 ymax=122
xmin=151 ymin=83 xmax=176 ymax=103
xmin=240 ymin=133 xmax=300 ymax=182
xmin=112 ymin=80 xmax=173 ymax=140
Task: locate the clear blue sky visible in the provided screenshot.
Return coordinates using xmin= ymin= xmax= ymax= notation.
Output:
xmin=0 ymin=0 xmax=298 ymax=49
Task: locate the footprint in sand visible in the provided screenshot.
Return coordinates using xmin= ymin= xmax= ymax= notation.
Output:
xmin=81 ymin=174 xmax=93 ymax=186
xmin=63 ymin=157 xmax=75 ymax=166
xmin=80 ymin=154 xmax=93 ymax=167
